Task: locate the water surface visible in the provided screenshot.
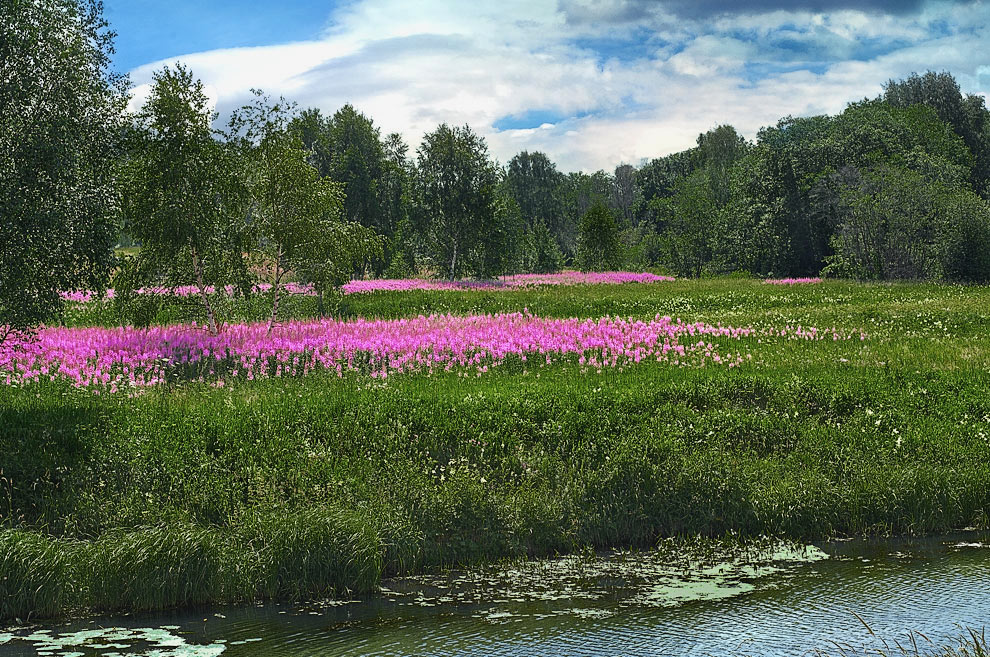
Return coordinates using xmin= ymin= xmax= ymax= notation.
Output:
xmin=2 ymin=534 xmax=988 ymax=656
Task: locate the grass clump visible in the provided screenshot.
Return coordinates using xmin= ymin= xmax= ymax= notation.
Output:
xmin=0 ymin=530 xmax=76 ymax=620
xmin=86 ymin=524 xmax=229 ymax=612
xmin=240 ymin=506 xmax=382 ymax=600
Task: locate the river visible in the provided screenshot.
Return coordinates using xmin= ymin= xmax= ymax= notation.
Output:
xmin=2 ymin=533 xmax=988 ymax=656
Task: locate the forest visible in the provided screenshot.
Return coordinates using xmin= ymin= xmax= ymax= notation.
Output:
xmin=4 ymin=1 xmax=990 ymax=337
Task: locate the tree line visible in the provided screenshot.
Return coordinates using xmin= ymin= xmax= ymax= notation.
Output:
xmin=4 ymin=0 xmax=990 ymax=334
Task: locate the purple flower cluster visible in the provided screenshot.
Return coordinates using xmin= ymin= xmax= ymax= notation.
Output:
xmin=60 ymin=272 xmax=675 ymax=303
xmin=763 ymin=277 xmax=823 ymax=285
xmin=0 ymin=313 xmax=859 ymax=391
xmin=341 ymin=271 xmax=674 ymax=293
xmin=60 ymin=282 xmax=314 ymax=303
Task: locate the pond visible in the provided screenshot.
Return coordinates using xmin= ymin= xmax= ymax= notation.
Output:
xmin=2 ymin=533 xmax=988 ymax=656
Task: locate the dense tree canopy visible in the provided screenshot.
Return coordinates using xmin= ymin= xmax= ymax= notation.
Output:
xmin=417 ymin=124 xmax=500 ymax=279
xmin=8 ymin=36 xmax=990 ymax=340
xmin=0 ymin=0 xmax=126 ymax=333
xmin=123 ymin=65 xmax=250 ymax=335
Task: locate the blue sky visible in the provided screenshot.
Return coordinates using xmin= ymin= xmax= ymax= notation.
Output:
xmin=105 ymin=1 xmax=337 ymax=72
xmin=112 ymin=0 xmax=990 ymax=171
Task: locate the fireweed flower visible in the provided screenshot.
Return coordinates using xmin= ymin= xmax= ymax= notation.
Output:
xmin=60 ymin=272 xmax=676 ymax=302
xmin=0 ymin=313 xmax=860 ymax=391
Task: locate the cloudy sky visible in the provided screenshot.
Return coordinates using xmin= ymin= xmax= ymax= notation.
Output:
xmin=107 ymin=0 xmax=990 ymax=172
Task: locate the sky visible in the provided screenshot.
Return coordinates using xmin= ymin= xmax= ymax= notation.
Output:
xmin=108 ymin=0 xmax=990 ymax=172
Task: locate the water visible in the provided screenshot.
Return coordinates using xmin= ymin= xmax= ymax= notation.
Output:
xmin=3 ymin=534 xmax=989 ymax=656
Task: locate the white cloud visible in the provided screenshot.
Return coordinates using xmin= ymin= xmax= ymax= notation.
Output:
xmin=126 ymin=0 xmax=990 ymax=172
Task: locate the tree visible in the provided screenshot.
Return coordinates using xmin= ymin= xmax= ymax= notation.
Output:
xmin=524 ymin=220 xmax=564 ymax=274
xmin=885 ymin=71 xmax=990 ymax=195
xmin=0 ymin=0 xmax=126 ymax=334
xmin=737 ymin=100 xmax=972 ymax=276
xmin=611 ymin=163 xmax=638 ymax=226
xmin=506 ymin=151 xmax=565 ymax=228
xmin=417 ymin=124 xmax=499 ymax=280
xmin=825 ymin=164 xmax=990 ymax=282
xmin=633 ymin=150 xmax=694 ymax=229
xmin=655 ymin=171 xmax=719 ymax=277
xmin=231 ymin=93 xmax=382 ymax=327
xmin=326 ymin=105 xmax=389 ymax=234
xmin=474 ymin=185 xmax=525 ymax=279
xmin=576 ymin=200 xmax=623 ymax=272
xmin=559 ymin=170 xmax=612 ymax=257
xmin=289 ymin=107 xmax=333 ymax=177
xmin=380 ymin=132 xmax=416 ymax=274
xmin=123 ymin=65 xmax=250 ymax=336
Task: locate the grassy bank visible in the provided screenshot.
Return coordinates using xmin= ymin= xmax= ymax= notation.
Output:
xmin=3 ymin=279 xmax=990 ymax=620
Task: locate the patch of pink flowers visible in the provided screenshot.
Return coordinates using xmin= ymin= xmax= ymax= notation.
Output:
xmin=60 ymin=283 xmax=314 ymax=303
xmin=61 ymin=272 xmax=674 ymax=303
xmin=763 ymin=277 xmax=823 ymax=285
xmin=342 ymin=271 xmax=674 ymax=294
xmin=0 ymin=313 xmax=858 ymax=391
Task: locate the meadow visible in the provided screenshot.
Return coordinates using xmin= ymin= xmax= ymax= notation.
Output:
xmin=2 ymin=275 xmax=990 ymax=620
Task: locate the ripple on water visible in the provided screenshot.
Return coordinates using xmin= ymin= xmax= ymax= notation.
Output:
xmin=2 ymin=536 xmax=989 ymax=657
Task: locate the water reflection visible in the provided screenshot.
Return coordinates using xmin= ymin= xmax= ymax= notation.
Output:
xmin=2 ymin=534 xmax=988 ymax=656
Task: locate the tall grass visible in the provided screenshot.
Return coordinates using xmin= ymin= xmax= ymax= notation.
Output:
xmin=0 ymin=531 xmax=76 ymax=620
xmin=3 ymin=279 xmax=990 ymax=619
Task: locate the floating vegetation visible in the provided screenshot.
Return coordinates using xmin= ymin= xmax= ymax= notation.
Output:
xmin=1 ymin=626 xmax=228 ymax=656
xmin=377 ymin=538 xmax=829 ymax=613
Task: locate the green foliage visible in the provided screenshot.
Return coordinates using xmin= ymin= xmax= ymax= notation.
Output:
xmin=0 ymin=0 xmax=125 ymax=332
xmin=288 ymin=105 xmax=406 ymax=273
xmin=8 ymin=279 xmax=990 ymax=618
xmin=576 ymin=200 xmax=623 ymax=272
xmin=379 ymin=133 xmax=417 ymax=273
xmin=327 ymin=106 xmax=389 ymax=230
xmin=735 ymin=99 xmax=977 ymax=277
xmin=885 ymin=70 xmax=990 ymax=195
xmin=122 ymin=65 xmax=251 ymax=335
xmin=473 ymin=187 xmax=526 ymax=279
xmin=230 ymin=92 xmax=381 ymax=329
xmin=824 ymin=164 xmax=990 ymax=282
xmin=621 ymin=225 xmax=663 ymax=270
xmin=523 ymin=220 xmax=565 ymax=274
xmin=633 ymin=150 xmax=694 ymax=228
xmin=611 ymin=163 xmax=639 ymax=226
xmin=240 ymin=507 xmax=382 ymax=600
xmin=88 ymin=525 xmax=229 ymax=611
xmin=417 ymin=124 xmax=500 ymax=279
xmin=506 ymin=151 xmax=567 ymax=238
xmin=560 ymin=170 xmax=612 ymax=256
xmin=0 ymin=531 xmax=76 ymax=620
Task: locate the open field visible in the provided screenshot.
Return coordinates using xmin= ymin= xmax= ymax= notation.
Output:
xmin=3 ymin=277 xmax=990 ymax=620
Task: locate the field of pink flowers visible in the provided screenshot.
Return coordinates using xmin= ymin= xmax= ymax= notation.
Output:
xmin=0 ymin=312 xmax=861 ymax=390
xmin=59 ymin=271 xmax=675 ymax=303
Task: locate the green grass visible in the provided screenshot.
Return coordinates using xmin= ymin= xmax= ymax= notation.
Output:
xmin=4 ymin=278 xmax=990 ymax=619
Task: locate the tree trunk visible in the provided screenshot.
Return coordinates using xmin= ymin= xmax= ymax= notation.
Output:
xmin=449 ymin=240 xmax=458 ymax=281
xmin=267 ymin=249 xmax=283 ymax=335
xmin=191 ymin=247 xmax=219 ymax=336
